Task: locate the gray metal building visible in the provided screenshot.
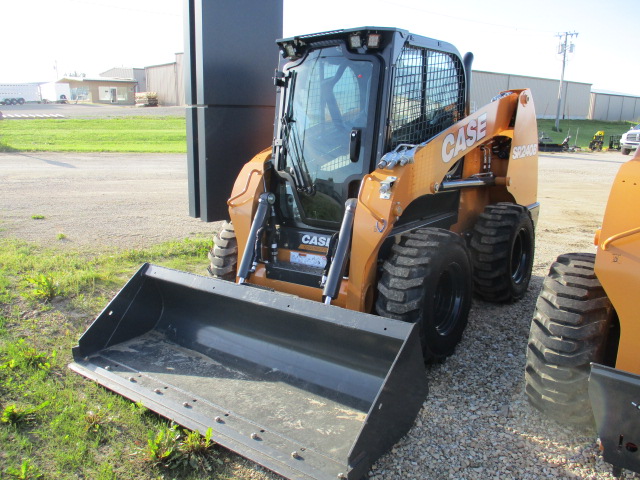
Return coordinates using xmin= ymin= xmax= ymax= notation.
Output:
xmin=589 ymin=90 xmax=640 ymax=122
xmin=145 ymin=53 xmax=185 ymax=106
xmin=470 ymin=70 xmax=592 ymax=120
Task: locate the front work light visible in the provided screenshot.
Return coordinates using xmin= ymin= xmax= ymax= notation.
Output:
xmin=349 ymin=34 xmax=363 ymax=49
xmin=284 ymin=43 xmax=297 ymax=58
xmin=367 ymin=34 xmax=381 ymax=48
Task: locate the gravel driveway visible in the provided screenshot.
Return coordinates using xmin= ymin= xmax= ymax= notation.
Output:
xmin=0 ymin=149 xmax=634 ymax=479
xmin=0 ymin=152 xmax=216 ymax=251
xmin=0 ymin=103 xmax=185 ymax=118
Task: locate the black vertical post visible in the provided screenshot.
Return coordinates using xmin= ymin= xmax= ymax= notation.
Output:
xmin=185 ymin=0 xmax=283 ymax=221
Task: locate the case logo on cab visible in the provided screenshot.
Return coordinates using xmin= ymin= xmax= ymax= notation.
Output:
xmin=301 ymin=234 xmax=330 ymax=247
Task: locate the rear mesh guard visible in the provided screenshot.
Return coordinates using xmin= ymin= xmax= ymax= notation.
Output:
xmin=70 ymin=264 xmax=428 ymax=480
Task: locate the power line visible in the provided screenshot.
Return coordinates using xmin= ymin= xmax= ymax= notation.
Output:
xmin=554 ymin=31 xmax=578 ymax=131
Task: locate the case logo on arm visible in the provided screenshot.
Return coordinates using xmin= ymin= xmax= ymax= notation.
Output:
xmin=441 ymin=113 xmax=488 ymax=163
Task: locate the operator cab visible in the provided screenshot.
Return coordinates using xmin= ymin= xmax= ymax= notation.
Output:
xmin=263 ymin=27 xmax=470 ymax=289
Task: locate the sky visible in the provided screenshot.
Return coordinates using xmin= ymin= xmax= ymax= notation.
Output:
xmin=2 ymin=0 xmax=639 ymax=97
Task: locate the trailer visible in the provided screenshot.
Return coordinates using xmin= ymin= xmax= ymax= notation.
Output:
xmin=0 ymin=83 xmax=41 ymax=105
xmin=40 ymin=82 xmax=71 ymax=103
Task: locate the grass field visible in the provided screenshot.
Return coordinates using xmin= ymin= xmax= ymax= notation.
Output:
xmin=0 ymin=115 xmax=636 ymax=154
xmin=0 ymin=237 xmax=273 ymax=480
xmin=0 ymin=117 xmax=187 ymax=153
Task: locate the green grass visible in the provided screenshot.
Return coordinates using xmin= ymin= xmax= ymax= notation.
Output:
xmin=537 ymin=119 xmax=635 ymax=149
xmin=0 ymin=236 xmax=271 ymax=480
xmin=0 ymin=117 xmax=186 ymax=153
xmin=0 ymin=115 xmax=636 ymax=154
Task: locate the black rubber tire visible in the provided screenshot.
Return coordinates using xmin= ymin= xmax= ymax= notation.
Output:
xmin=470 ymin=203 xmax=534 ymax=303
xmin=17 ymin=98 xmax=25 ymax=105
xmin=524 ymin=253 xmax=614 ymax=425
xmin=207 ymin=221 xmax=238 ymax=280
xmin=621 ymin=147 xmax=631 ymax=155
xmin=10 ymin=98 xmax=18 ymax=105
xmin=376 ymin=228 xmax=473 ymax=363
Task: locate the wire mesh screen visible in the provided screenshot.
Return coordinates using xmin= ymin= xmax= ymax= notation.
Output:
xmin=389 ymin=46 xmax=465 ymax=149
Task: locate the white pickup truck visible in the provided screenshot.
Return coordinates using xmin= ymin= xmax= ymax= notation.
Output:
xmin=621 ymin=124 xmax=640 ymax=155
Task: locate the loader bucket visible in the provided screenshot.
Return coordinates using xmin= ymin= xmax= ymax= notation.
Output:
xmin=70 ymin=264 xmax=428 ymax=480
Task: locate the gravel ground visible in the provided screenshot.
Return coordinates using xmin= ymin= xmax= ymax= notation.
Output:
xmin=369 ymin=151 xmax=635 ymax=480
xmin=0 ymin=152 xmax=215 ymax=250
xmin=0 ymin=149 xmax=635 ymax=479
xmin=0 ymin=102 xmax=185 ymax=118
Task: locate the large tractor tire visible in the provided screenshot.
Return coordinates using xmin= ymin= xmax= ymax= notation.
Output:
xmin=525 ymin=253 xmax=615 ymax=425
xmin=470 ymin=203 xmax=534 ymax=302
xmin=207 ymin=221 xmax=238 ymax=280
xmin=376 ymin=228 xmax=473 ymax=363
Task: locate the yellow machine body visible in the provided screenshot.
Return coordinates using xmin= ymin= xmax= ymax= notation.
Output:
xmin=594 ymin=149 xmax=640 ymax=374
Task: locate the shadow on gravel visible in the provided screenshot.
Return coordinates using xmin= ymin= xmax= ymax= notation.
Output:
xmin=17 ymin=152 xmax=76 ymax=168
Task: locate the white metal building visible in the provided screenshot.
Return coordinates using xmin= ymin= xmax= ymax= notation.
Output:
xmin=589 ymin=90 xmax=640 ymax=122
xmin=470 ymin=70 xmax=592 ymax=120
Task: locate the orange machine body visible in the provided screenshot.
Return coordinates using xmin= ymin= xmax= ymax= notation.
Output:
xmin=595 ymin=148 xmax=640 ymax=374
xmin=228 ymin=89 xmax=538 ymax=312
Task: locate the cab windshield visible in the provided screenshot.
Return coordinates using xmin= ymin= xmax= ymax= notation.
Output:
xmin=278 ymin=45 xmax=375 ymax=226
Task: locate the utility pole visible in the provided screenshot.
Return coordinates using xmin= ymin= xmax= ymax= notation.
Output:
xmin=554 ymin=31 xmax=578 ymax=131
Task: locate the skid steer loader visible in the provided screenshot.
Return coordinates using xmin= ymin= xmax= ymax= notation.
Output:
xmin=71 ymin=27 xmax=539 ymax=480
xmin=525 ymin=148 xmax=640 ymax=477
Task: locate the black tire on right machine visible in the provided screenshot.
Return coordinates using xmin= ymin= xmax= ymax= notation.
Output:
xmin=524 ymin=252 xmax=616 ymax=425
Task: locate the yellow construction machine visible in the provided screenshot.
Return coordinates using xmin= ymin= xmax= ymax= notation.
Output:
xmin=525 ymin=148 xmax=640 ymax=477
xmin=71 ymin=27 xmax=539 ymax=480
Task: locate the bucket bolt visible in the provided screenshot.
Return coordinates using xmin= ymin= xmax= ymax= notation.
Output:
xmin=251 ymin=432 xmax=259 ymax=440
xmin=291 ymin=451 xmax=300 ymax=459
